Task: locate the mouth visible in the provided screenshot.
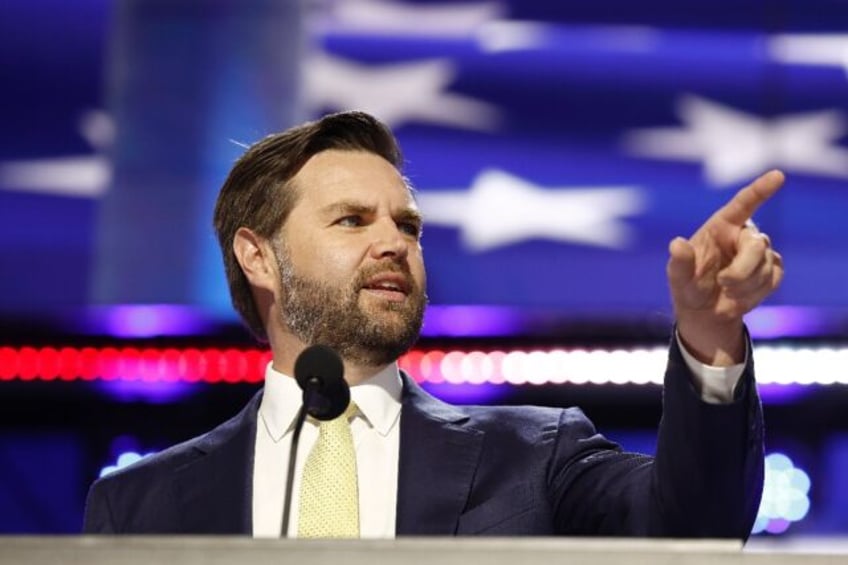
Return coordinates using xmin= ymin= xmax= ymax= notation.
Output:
xmin=360 ymin=273 xmax=411 ymax=303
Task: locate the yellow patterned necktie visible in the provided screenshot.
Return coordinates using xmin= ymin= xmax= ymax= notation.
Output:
xmin=297 ymin=402 xmax=359 ymax=538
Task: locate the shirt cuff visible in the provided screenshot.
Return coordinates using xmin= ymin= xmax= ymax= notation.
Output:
xmin=675 ymin=331 xmax=747 ymax=404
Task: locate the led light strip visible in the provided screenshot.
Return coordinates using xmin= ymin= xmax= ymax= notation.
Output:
xmin=1 ymin=345 xmax=846 ymax=386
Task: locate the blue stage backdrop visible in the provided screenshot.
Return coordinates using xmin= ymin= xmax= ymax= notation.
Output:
xmin=1 ymin=0 xmax=847 ymax=337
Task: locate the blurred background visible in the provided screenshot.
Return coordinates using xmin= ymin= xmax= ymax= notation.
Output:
xmin=1 ymin=0 xmax=847 ymax=538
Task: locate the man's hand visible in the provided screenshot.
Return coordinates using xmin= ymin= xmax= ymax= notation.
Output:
xmin=667 ymin=170 xmax=785 ymax=366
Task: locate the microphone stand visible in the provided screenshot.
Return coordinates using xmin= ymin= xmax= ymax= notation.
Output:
xmin=281 ymin=386 xmax=315 ymax=537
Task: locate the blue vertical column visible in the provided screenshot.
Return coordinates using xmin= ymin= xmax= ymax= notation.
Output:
xmin=93 ymin=0 xmax=304 ymax=316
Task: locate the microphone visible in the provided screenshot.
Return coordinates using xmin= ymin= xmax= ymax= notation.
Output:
xmin=281 ymin=344 xmax=350 ymax=537
xmin=294 ymin=344 xmax=350 ymax=421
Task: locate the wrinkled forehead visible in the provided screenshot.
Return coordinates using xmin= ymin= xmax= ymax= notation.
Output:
xmin=289 ymin=149 xmax=417 ymax=210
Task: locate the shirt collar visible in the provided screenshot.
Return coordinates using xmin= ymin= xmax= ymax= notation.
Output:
xmin=259 ymin=361 xmax=403 ymax=441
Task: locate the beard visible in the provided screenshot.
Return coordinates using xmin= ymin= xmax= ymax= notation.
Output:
xmin=274 ymin=244 xmax=427 ymax=367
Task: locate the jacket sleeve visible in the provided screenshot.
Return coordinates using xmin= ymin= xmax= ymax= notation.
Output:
xmin=548 ymin=333 xmax=764 ymax=539
xmin=82 ymin=479 xmax=118 ymax=533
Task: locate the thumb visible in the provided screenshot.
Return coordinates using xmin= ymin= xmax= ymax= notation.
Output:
xmin=667 ymin=237 xmax=696 ymax=288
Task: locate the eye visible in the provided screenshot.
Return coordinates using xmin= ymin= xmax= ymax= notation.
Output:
xmin=398 ymin=221 xmax=422 ymax=239
xmin=336 ymin=215 xmax=363 ymax=228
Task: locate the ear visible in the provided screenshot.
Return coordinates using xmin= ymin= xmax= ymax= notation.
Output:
xmin=233 ymin=227 xmax=277 ymax=292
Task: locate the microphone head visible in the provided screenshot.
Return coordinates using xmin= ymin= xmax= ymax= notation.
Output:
xmin=293 ymin=344 xmax=349 ymax=420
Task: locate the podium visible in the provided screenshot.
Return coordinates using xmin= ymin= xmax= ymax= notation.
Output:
xmin=1 ymin=537 xmax=845 ymax=565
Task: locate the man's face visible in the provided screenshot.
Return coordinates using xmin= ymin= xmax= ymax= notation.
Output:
xmin=274 ymin=149 xmax=427 ymax=367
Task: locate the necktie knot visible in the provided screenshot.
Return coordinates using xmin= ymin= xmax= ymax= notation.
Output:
xmin=315 ymin=402 xmax=357 ymax=431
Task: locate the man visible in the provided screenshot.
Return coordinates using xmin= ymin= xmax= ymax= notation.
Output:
xmin=84 ymin=111 xmax=782 ymax=538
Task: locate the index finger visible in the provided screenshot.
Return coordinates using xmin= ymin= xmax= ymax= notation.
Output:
xmin=713 ymin=170 xmax=785 ymax=226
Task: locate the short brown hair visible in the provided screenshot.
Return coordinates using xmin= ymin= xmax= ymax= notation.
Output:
xmin=213 ymin=111 xmax=403 ymax=341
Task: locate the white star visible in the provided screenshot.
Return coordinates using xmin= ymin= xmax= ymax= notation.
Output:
xmin=416 ymin=169 xmax=646 ymax=251
xmin=621 ymin=95 xmax=848 ymax=186
xmin=303 ymin=54 xmax=502 ymax=131
xmin=0 ymin=110 xmax=113 ymax=197
xmin=769 ymin=33 xmax=848 ymax=79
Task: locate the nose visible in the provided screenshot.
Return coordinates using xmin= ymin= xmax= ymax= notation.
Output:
xmin=369 ymin=218 xmax=409 ymax=260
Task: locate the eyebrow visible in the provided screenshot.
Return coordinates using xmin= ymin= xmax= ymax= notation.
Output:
xmin=320 ymin=200 xmax=423 ymax=224
xmin=320 ymin=201 xmax=373 ymax=217
xmin=395 ymin=208 xmax=424 ymax=225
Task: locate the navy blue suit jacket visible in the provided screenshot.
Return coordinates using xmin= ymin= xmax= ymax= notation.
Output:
xmin=83 ymin=340 xmax=764 ymax=537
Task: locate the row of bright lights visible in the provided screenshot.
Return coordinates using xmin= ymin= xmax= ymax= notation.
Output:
xmin=1 ymin=345 xmax=847 ymax=385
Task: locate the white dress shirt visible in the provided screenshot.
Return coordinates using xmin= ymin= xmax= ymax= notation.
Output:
xmin=252 ymin=336 xmax=745 ymax=538
xmin=253 ymin=363 xmax=402 ymax=538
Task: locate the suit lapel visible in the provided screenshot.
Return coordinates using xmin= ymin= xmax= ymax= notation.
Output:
xmin=162 ymin=378 xmax=484 ymax=535
xmin=171 ymin=390 xmax=262 ymax=534
xmin=395 ymin=374 xmax=484 ymax=535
